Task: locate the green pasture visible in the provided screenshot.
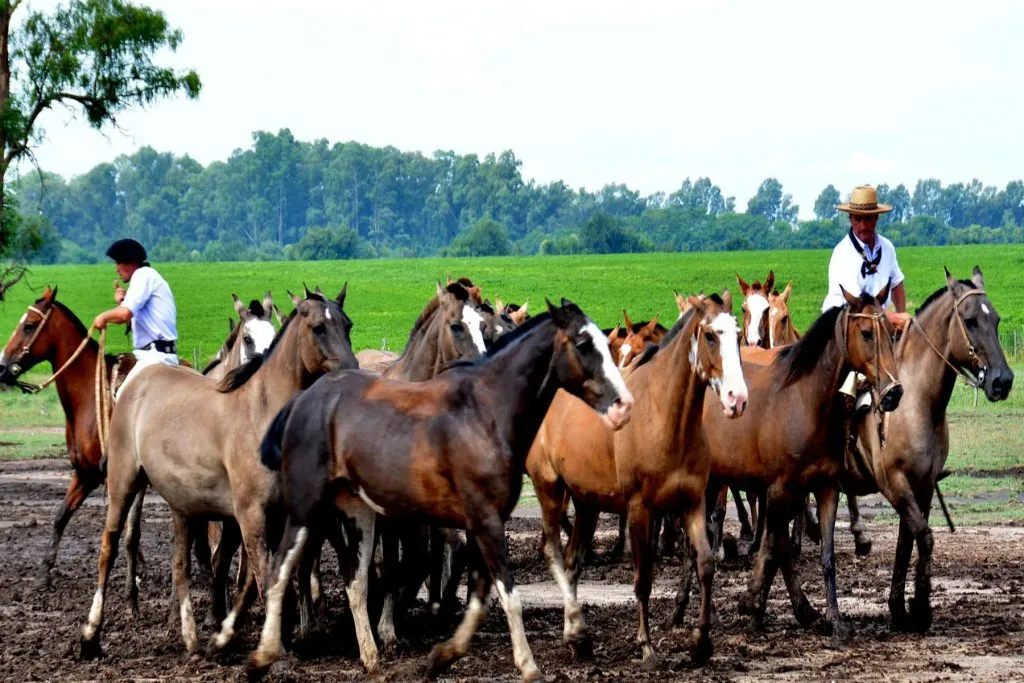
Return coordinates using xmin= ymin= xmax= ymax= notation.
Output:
xmin=1 ymin=246 xmax=1023 ymax=524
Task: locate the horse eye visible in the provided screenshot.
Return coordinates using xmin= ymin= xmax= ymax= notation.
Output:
xmin=861 ymin=329 xmax=873 ymax=341
xmin=782 ymin=315 xmax=789 ymax=323
xmin=575 ymin=337 xmax=594 ymax=352
xmin=23 ymin=323 xmax=36 ymax=332
xmin=965 ymin=317 xmax=978 ymax=329
xmin=312 ymin=323 xmax=327 ymax=335
xmin=705 ymin=331 xmax=716 ymax=344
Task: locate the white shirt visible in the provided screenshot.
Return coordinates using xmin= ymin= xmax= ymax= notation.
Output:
xmin=121 ymin=266 xmax=178 ymax=349
xmin=822 ymin=232 xmax=904 ymax=312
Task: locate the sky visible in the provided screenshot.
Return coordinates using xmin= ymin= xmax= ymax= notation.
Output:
xmin=14 ymin=0 xmax=1024 ymax=219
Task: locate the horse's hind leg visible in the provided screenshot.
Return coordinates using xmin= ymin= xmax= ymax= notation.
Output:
xmin=881 ymin=473 xmax=934 ymax=633
xmin=731 ymin=485 xmax=754 ymax=542
xmin=537 ymin=481 xmax=589 ymax=656
xmin=169 ymin=510 xmax=199 ymax=654
xmin=376 ymin=522 xmax=401 ymax=653
xmin=776 ymin=501 xmax=823 ymax=630
xmin=626 ymin=497 xmax=656 ymax=663
xmin=123 ymin=486 xmax=147 ymax=617
xmin=847 ymin=494 xmax=872 ymax=556
xmin=682 ymin=498 xmax=716 ymax=665
xmin=80 ymin=475 xmax=143 ymax=659
xmin=741 ymin=503 xmax=780 ymax=626
xmin=816 ymin=484 xmax=847 ymax=641
xmin=38 ymin=471 xmax=99 ymax=588
xmin=207 ymin=519 xmax=241 ymax=628
xmin=296 ymin=526 xmax=326 ymax=640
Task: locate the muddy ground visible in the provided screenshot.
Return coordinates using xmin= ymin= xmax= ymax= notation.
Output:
xmin=0 ymin=458 xmax=1021 ymax=682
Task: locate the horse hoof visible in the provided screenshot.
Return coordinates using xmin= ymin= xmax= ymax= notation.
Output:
xmin=522 ymin=666 xmax=544 ymax=683
xmin=910 ymin=600 xmax=932 ymax=633
xmin=669 ymin=605 xmax=688 ymax=629
xmin=737 ymin=592 xmax=754 ymax=616
xmin=830 ymin=622 xmax=850 ymax=647
xmin=79 ymin=636 xmax=103 ymax=661
xmin=640 ymin=647 xmax=659 ymax=670
xmin=690 ymin=630 xmax=713 ymax=666
xmin=567 ymin=633 xmax=593 ymax=660
xmin=425 ymin=644 xmax=453 ymax=680
xmin=855 ymin=539 xmax=873 ymax=556
xmin=796 ymin=604 xmax=823 ymax=629
xmin=245 ymin=655 xmax=273 ymax=682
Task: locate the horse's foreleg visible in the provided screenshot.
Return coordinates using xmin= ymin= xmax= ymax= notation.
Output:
xmin=427 ymin=542 xmax=493 ymax=680
xmin=881 ymin=472 xmax=934 ymax=633
xmin=731 ymin=485 xmax=754 ymax=542
xmin=537 ymin=482 xmax=589 ymax=655
xmin=816 ymin=484 xmax=847 ymax=641
xmin=847 ymin=493 xmax=872 ymax=556
xmin=777 ymin=499 xmax=823 ymax=630
xmin=888 ymin=515 xmax=914 ymax=629
xmin=683 ymin=498 xmax=716 ymax=665
xmin=296 ymin=526 xmax=325 ymax=640
xmin=80 ymin=477 xmax=141 ymax=659
xmin=741 ymin=500 xmax=779 ymax=626
xmin=123 ymin=486 xmax=147 ymax=617
xmin=338 ymin=501 xmax=380 ymax=675
xmin=376 ymin=522 xmax=400 ymax=653
xmin=169 ymin=510 xmax=199 ymax=654
xmin=627 ymin=497 xmax=655 ymax=663
xmin=790 ymin=494 xmax=806 ymax=560
xmin=39 ymin=471 xmax=98 ymax=588
xmin=608 ymin=513 xmax=627 ymax=559
xmin=208 ymin=519 xmax=241 ymax=628
xmin=710 ymin=485 xmax=727 ymax=561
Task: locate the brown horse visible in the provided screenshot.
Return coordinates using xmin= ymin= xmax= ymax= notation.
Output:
xmin=845 ymin=267 xmax=1012 ymax=632
xmin=0 ymin=287 xmax=138 ymax=588
xmin=79 ymin=286 xmax=357 ymax=659
xmin=528 ymin=293 xmax=748 ymax=665
xmin=691 ymin=285 xmax=902 ymax=639
xmin=616 ymin=311 xmax=665 ymax=368
xmin=248 ymin=299 xmax=634 ymax=682
xmin=737 ymin=271 xmax=775 ymax=347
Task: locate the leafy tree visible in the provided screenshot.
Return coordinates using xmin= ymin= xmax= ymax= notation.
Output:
xmin=0 ymin=0 xmax=201 ymax=297
xmin=292 ymin=224 xmax=361 ymax=261
xmin=813 ymin=184 xmax=840 ymax=220
xmin=444 ymin=217 xmax=510 ymax=256
xmin=579 ymin=213 xmax=652 ymax=254
xmin=747 ymin=178 xmax=798 ymax=225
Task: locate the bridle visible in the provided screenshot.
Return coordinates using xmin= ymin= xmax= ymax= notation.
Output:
xmin=841 ymin=308 xmax=899 ymax=393
xmin=2 ymin=303 xmax=99 ymax=394
xmin=906 ymin=289 xmax=988 ymax=389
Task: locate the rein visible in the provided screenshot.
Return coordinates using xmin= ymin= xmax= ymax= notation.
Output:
xmin=842 ymin=309 xmax=899 ymax=390
xmin=905 ymin=290 xmax=987 ymax=390
xmin=6 ymin=306 xmax=99 ymax=395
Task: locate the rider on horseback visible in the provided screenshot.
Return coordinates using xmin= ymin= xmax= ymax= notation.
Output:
xmin=92 ymin=238 xmax=179 ymax=396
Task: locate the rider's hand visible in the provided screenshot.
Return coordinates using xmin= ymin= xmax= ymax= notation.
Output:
xmin=92 ymin=313 xmax=108 ymax=330
xmin=885 ymin=310 xmax=911 ymax=329
xmin=113 ymin=280 xmax=126 ymax=304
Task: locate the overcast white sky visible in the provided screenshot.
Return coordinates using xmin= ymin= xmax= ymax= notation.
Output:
xmin=14 ymin=0 xmax=1024 ymax=219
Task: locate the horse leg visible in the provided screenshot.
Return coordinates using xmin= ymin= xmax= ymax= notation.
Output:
xmin=748 ymin=490 xmax=767 ymax=558
xmin=441 ymin=530 xmax=470 ymax=614
xmin=731 ymin=485 xmax=754 ymax=542
xmin=38 ymin=471 xmax=98 ymax=588
xmin=816 ymin=484 xmax=847 ymax=641
xmin=167 ymin=510 xmax=199 ymax=654
xmin=246 ymin=519 xmax=311 ymax=677
xmin=296 ymin=526 xmax=326 ymax=640
xmin=682 ymin=499 xmax=716 ymax=665
xmin=888 ymin=515 xmax=915 ymax=630
xmin=608 ymin=513 xmax=627 ymax=559
xmin=189 ymin=518 xmax=214 ymax=586
xmin=207 ymin=519 xmax=241 ymax=628
xmin=881 ymin=472 xmax=934 ymax=633
xmin=426 ymin=542 xmax=490 ymax=679
xmin=338 ymin=501 xmax=380 ymax=675
xmin=428 ymin=526 xmax=445 ymax=614
xmin=671 ymin=529 xmax=696 ymax=628
xmin=627 ymin=498 xmax=656 ymax=663
xmin=790 ymin=494 xmax=805 ymax=561
xmin=80 ymin=475 xmax=143 ymax=659
xmin=847 ymin=493 xmax=872 ymax=556
xmin=710 ymin=485 xmax=727 ymax=561
xmin=804 ymin=496 xmax=822 ymax=544
xmin=123 ymin=486 xmax=147 ymax=617
xmin=211 ymin=504 xmax=269 ymax=652
xmin=776 ymin=501 xmax=823 ymax=630
xmin=376 ymin=522 xmax=400 ymax=654
xmin=741 ymin=502 xmax=780 ymax=627
xmin=537 ymin=481 xmax=589 ymax=656
xmin=909 ymin=485 xmax=936 ymax=632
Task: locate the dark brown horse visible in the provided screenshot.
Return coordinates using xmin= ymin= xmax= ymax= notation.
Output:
xmin=691 ymin=286 xmax=902 ymax=639
xmin=528 ymin=293 xmax=748 ymax=665
xmin=79 ymin=286 xmax=357 ymax=659
xmin=845 ymin=267 xmax=1012 ymax=632
xmin=249 ymin=299 xmax=634 ymax=682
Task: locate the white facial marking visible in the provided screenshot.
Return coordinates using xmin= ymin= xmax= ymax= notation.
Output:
xmin=710 ymin=312 xmax=747 ymax=412
xmin=618 ymin=345 xmax=633 ymax=368
xmin=981 ymin=303 xmax=991 ymax=316
xmin=239 ymin=319 xmax=276 ymax=364
xmin=744 ymin=294 xmax=769 ymax=345
xmin=583 ymin=322 xmax=634 ymax=406
xmin=325 ymin=307 xmax=332 ymax=320
xmin=462 ymin=304 xmax=487 ymax=353
xmin=357 ymin=487 xmax=387 ymax=515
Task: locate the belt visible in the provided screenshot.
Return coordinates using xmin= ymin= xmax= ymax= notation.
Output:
xmin=141 ymin=340 xmax=177 ymax=354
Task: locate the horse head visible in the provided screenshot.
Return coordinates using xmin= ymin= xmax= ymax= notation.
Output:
xmin=545 ymin=297 xmax=634 ymax=430
xmin=231 ymin=291 xmax=278 ymax=364
xmin=737 ymin=271 xmax=774 ymax=348
xmin=618 ymin=314 xmax=662 ymax=369
xmin=0 ymin=286 xmax=62 ymax=384
xmin=293 ymin=283 xmax=358 ymax=376
xmin=767 ymin=281 xmax=795 ymax=348
xmin=688 ymin=289 xmax=748 ymax=418
xmin=840 ymin=283 xmax=902 ymax=411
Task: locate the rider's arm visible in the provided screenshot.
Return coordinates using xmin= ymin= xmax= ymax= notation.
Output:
xmin=93 ymin=306 xmax=133 ymax=330
xmin=891 ymin=282 xmax=907 ymax=313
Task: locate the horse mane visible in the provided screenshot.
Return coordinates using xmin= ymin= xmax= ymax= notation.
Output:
xmin=482 ymin=311 xmax=552 ymax=359
xmin=247 ymin=300 xmax=266 ymax=318
xmin=47 ymin=300 xmax=90 ymax=339
xmin=631 ymin=305 xmax=700 ymax=370
xmin=217 ymin=301 xmax=301 ymax=392
xmin=401 ymin=295 xmax=444 ymax=353
xmin=773 ymin=304 xmax=848 ymax=388
xmin=915 ymin=279 xmax=977 ymax=316
xmin=202 ymin=357 xmax=223 ymax=375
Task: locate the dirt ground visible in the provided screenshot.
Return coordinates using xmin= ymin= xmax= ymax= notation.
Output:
xmin=1 ymin=458 xmax=1022 ymax=682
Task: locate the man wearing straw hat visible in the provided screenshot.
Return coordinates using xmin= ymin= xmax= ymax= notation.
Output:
xmin=92 ymin=238 xmax=179 ymax=397
xmin=823 ymin=184 xmax=911 ymax=413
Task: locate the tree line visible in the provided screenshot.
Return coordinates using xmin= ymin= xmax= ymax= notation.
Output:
xmin=10 ymin=129 xmax=1024 ymax=263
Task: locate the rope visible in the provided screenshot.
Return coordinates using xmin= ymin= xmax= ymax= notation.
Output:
xmin=94 ymin=328 xmax=112 ymax=473
xmin=19 ymin=324 xmax=99 ymax=395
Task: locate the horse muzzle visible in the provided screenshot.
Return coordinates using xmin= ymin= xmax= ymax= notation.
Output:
xmin=601 ymin=394 xmax=634 ymax=431
xmin=879 ymin=382 xmax=903 ymax=412
xmin=985 ymin=366 xmax=1014 ymax=402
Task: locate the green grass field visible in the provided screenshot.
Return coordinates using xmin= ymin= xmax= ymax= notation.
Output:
xmin=2 ymin=246 xmax=1023 ymax=524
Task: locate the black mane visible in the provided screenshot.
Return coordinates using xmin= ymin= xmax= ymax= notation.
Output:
xmin=915 ymin=279 xmax=977 ymax=316
xmin=483 ymin=311 xmax=553 ymax=359
xmin=632 ymin=306 xmax=699 ymax=370
xmin=773 ymin=305 xmax=847 ymax=388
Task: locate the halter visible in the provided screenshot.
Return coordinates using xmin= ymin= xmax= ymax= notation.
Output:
xmin=906 ymin=289 xmax=988 ymax=389
xmin=841 ymin=308 xmax=899 ymax=391
xmin=2 ymin=303 xmax=99 ymax=394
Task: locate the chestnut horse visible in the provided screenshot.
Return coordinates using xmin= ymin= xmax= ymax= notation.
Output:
xmin=79 ymin=286 xmax=357 ymax=659
xmin=528 ymin=293 xmax=748 ymax=665
xmin=845 ymin=267 xmax=1012 ymax=633
xmin=688 ymin=286 xmax=902 ymax=640
xmin=249 ymin=299 xmax=634 ymax=682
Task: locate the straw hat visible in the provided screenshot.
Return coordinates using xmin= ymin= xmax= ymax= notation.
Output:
xmin=836 ymin=185 xmax=892 ymax=215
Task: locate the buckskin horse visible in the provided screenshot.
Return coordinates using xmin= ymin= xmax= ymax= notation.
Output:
xmin=685 ymin=285 xmax=902 ymax=640
xmin=79 ymin=285 xmax=357 ymax=659
xmin=527 ymin=293 xmax=748 ymax=666
xmin=844 ymin=267 xmax=1012 ymax=633
xmin=248 ymin=299 xmax=634 ymax=682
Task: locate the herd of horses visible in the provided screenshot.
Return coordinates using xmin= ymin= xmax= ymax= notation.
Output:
xmin=0 ymin=265 xmax=1013 ymax=682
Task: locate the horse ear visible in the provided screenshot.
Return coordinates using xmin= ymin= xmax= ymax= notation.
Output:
xmin=42 ymin=285 xmax=57 ymax=303
xmin=302 ymin=283 xmax=313 ymax=299
xmin=232 ymin=293 xmax=247 ymax=318
xmin=647 ymin=313 xmax=659 ymax=329
xmin=736 ymin=274 xmax=750 ymax=296
xmin=764 ymin=270 xmax=775 ymax=294
xmin=622 ymin=309 xmax=634 ymax=330
xmin=288 ymin=289 xmax=301 ymax=306
xmin=944 ymin=266 xmax=958 ymax=294
xmin=228 ymin=317 xmax=236 ymax=333
xmin=545 ymin=297 xmax=565 ymax=325
xmin=336 ymin=281 xmax=348 ymax=308
xmin=687 ymin=294 xmax=704 ymax=311
xmin=511 ymin=299 xmax=529 ymax=325
xmin=875 ymin=281 xmax=891 ymax=307
xmin=272 ymin=304 xmax=284 ymax=327
xmin=674 ymin=289 xmax=686 ymax=312
xmin=494 ymin=295 xmax=505 ymax=314
xmin=721 ymin=289 xmax=733 ymax=315
xmin=971 ymin=265 xmax=986 ymax=290
xmin=262 ymin=291 xmax=273 ymax=320
xmin=781 ymin=281 xmax=792 ymax=303
xmin=314 ymin=285 xmax=323 ymax=297
xmin=608 ymin=323 xmax=620 ymax=341
xmin=436 ymin=280 xmax=446 ymax=297
xmin=839 ymin=284 xmax=859 ymax=307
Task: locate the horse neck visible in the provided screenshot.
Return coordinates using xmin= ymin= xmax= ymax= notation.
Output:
xmin=900 ymin=301 xmax=959 ymax=415
xmin=237 ymin=324 xmax=310 ymax=418
xmin=480 ymin=320 xmax=561 ymax=461
xmin=639 ymin=314 xmax=708 ymax=450
xmin=780 ymin=317 xmax=848 ymax=418
xmin=47 ymin=312 xmax=101 ymax=425
xmin=388 ymin=311 xmax=446 ymax=382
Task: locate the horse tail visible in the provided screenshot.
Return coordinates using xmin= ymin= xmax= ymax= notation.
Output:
xmin=261 ymin=394 xmax=299 ymax=471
